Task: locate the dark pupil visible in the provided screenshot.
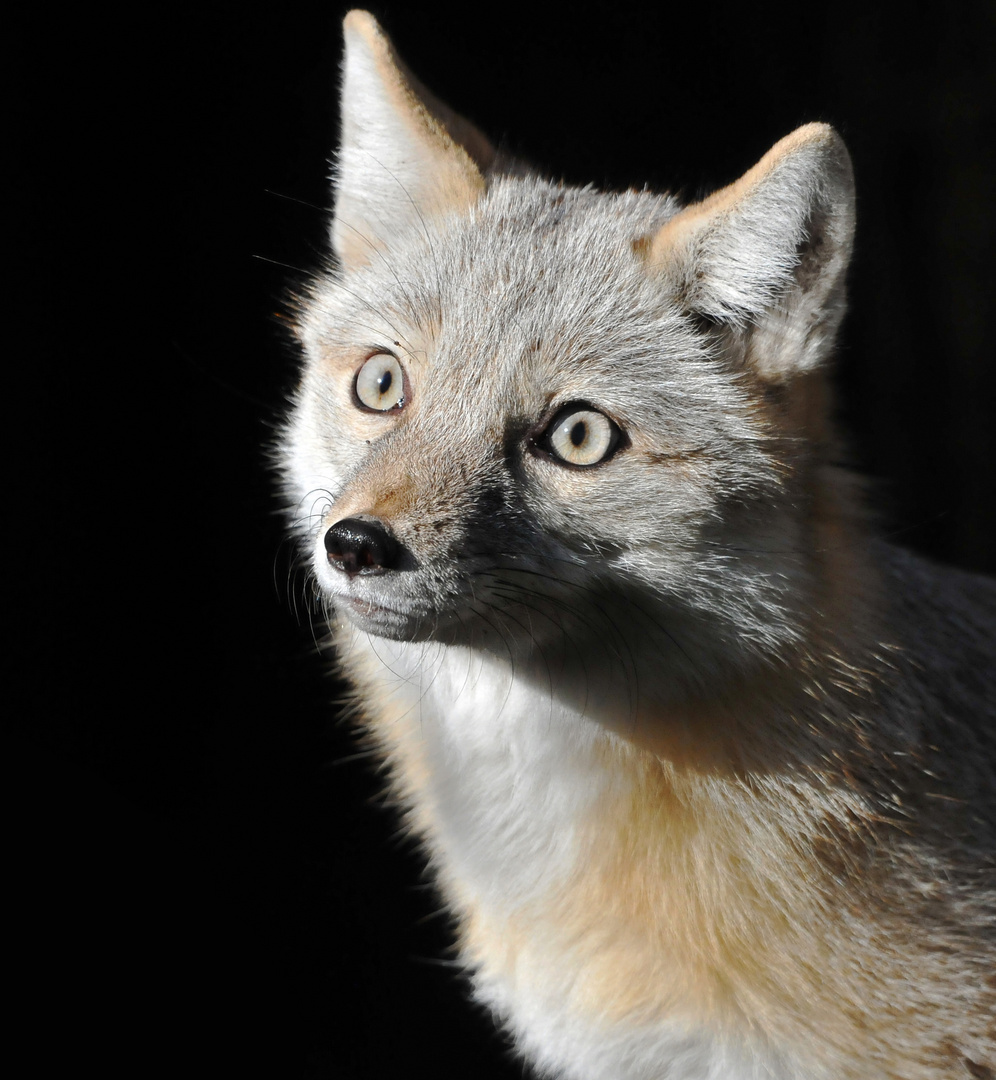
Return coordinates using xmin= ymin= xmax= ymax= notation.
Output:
xmin=569 ymin=420 xmax=587 ymax=447
xmin=377 ymin=369 xmax=393 ymax=396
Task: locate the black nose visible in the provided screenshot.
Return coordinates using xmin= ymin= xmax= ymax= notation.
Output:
xmin=324 ymin=516 xmax=399 ymax=577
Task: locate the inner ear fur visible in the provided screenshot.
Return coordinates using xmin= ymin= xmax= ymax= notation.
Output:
xmin=332 ymin=10 xmax=496 ymax=271
xmin=646 ymin=124 xmax=856 ymax=381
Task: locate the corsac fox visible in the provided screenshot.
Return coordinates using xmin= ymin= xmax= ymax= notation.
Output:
xmin=281 ymin=11 xmax=996 ymax=1079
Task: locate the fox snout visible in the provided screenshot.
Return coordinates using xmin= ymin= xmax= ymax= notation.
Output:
xmin=324 ymin=515 xmax=400 ymax=577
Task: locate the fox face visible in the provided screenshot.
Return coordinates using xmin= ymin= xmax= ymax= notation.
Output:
xmin=289 ymin=176 xmax=852 ymax=709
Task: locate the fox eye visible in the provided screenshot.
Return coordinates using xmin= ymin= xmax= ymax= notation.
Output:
xmin=354 ymin=353 xmax=407 ymax=412
xmin=544 ymin=406 xmax=619 ymax=467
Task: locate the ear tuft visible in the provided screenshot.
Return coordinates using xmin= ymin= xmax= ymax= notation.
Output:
xmin=647 ymin=124 xmax=855 ymax=379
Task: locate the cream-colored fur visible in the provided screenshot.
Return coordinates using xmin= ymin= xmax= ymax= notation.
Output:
xmin=282 ymin=12 xmax=996 ymax=1079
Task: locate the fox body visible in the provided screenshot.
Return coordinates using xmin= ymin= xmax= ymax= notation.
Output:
xmin=282 ymin=12 xmax=996 ymax=1079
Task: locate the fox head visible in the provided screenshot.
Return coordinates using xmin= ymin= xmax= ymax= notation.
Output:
xmin=284 ymin=11 xmax=857 ymax=707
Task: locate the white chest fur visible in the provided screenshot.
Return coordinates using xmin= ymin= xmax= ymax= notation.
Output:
xmin=342 ymin=631 xmax=799 ymax=1080
xmin=349 ymin=633 xmax=615 ymax=905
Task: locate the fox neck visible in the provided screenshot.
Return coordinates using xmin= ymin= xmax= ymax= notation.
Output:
xmin=339 ymin=619 xmax=886 ymax=1070
xmin=339 ymin=600 xmax=879 ymax=909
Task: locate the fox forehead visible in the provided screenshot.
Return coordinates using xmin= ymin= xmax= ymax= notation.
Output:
xmin=303 ymin=179 xmax=735 ymax=426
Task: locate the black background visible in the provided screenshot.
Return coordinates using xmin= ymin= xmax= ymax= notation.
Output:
xmin=12 ymin=3 xmax=995 ymax=1077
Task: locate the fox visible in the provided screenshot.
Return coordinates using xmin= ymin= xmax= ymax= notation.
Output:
xmin=280 ymin=10 xmax=996 ymax=1080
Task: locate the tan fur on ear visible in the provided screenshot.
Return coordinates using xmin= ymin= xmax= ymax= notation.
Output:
xmin=334 ymin=11 xmax=493 ymax=270
xmin=644 ymin=124 xmax=855 ymax=379
xmin=649 ymin=125 xmax=838 ymax=266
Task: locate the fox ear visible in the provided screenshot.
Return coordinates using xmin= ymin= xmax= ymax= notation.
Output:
xmin=646 ymin=124 xmax=855 ymax=380
xmin=332 ymin=10 xmax=494 ymax=272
